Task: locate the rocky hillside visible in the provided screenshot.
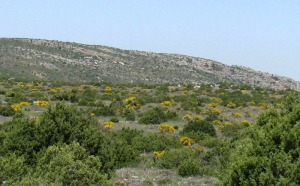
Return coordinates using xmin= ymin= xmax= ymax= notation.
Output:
xmin=0 ymin=38 xmax=299 ymax=90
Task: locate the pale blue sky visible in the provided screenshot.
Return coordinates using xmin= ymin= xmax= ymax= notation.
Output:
xmin=1 ymin=1 xmax=300 ymax=80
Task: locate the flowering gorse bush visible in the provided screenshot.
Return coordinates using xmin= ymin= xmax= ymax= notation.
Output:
xmin=260 ymin=102 xmax=269 ymax=109
xmin=193 ymin=115 xmax=202 ymax=120
xmin=180 ymin=136 xmax=193 ymax=146
xmin=211 ymin=108 xmax=222 ymax=115
xmin=11 ymin=104 xmax=21 ymax=112
xmin=11 ymin=102 xmax=30 ymax=112
xmin=104 ymin=86 xmax=112 ymax=93
xmin=195 ymin=147 xmax=205 ymax=154
xmin=103 ymin=121 xmax=114 ymax=129
xmin=49 ymin=87 xmax=63 ymax=93
xmin=234 ymin=112 xmax=242 ymax=118
xmin=36 ymin=100 xmax=49 ymax=107
xmin=183 ymin=114 xmax=192 ymax=121
xmin=158 ymin=124 xmax=176 ymax=133
xmin=208 ymin=102 xmax=219 ymax=108
xmin=227 ymin=102 xmax=237 ymax=108
xmin=153 ymin=150 xmax=165 ymax=159
xmin=125 ymin=96 xmax=136 ymax=104
xmin=161 ymin=100 xmax=174 ymax=107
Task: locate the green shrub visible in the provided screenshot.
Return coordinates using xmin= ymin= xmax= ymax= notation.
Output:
xmin=182 ymin=120 xmax=216 ymax=137
xmin=0 ymin=89 xmax=6 ymax=94
xmin=221 ymin=95 xmax=300 ymax=185
xmin=110 ymin=117 xmax=119 ymax=123
xmin=123 ymin=109 xmax=135 ymax=121
xmin=132 ymin=133 xmax=181 ymax=152
xmin=139 ymin=107 xmax=167 ymax=124
xmin=92 ymin=106 xmax=116 ymax=116
xmin=157 ymin=148 xmax=198 ymax=169
xmin=177 ymin=159 xmax=203 ymax=177
xmin=0 ymin=154 xmax=28 ymax=184
xmin=0 ymin=105 xmax=15 ymax=116
xmin=32 ymin=142 xmax=112 ymax=186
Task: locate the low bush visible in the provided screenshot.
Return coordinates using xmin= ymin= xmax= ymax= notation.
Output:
xmin=157 ymin=148 xmax=198 ymax=169
xmin=182 ymin=120 xmax=216 ymax=137
xmin=177 ymin=159 xmax=203 ymax=177
xmin=139 ymin=107 xmax=167 ymax=124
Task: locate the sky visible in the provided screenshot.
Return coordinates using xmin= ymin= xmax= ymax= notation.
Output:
xmin=1 ymin=0 xmax=300 ymax=80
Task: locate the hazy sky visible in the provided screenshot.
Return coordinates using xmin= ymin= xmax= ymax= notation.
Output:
xmin=1 ymin=1 xmax=300 ymax=80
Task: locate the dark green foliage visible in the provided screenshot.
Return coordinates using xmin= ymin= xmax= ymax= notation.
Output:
xmin=78 ymin=88 xmax=99 ymax=106
xmin=139 ymin=107 xmax=167 ymax=124
xmin=182 ymin=120 xmax=216 ymax=137
xmin=53 ymin=92 xmax=78 ymax=102
xmin=0 ymin=118 xmax=41 ymax=164
xmin=221 ymin=95 xmax=300 ymax=185
xmin=177 ymin=159 xmax=203 ymax=177
xmin=132 ymin=133 xmax=181 ymax=152
xmin=32 ymin=142 xmax=112 ymax=185
xmin=0 ymin=154 xmax=28 ymax=184
xmin=4 ymin=92 xmax=29 ymax=104
xmin=165 ymin=110 xmax=178 ymax=120
xmin=219 ymin=90 xmax=252 ymax=107
xmin=0 ymin=102 xmax=139 ymax=183
xmin=110 ymin=117 xmax=119 ymax=123
xmin=93 ymin=106 xmax=116 ymax=116
xmin=157 ymin=148 xmax=198 ymax=169
xmin=0 ymin=88 xmax=6 ymax=94
xmin=123 ymin=109 xmax=135 ymax=121
xmin=0 ymin=105 xmax=15 ymax=116
xmin=221 ymin=124 xmax=247 ymax=138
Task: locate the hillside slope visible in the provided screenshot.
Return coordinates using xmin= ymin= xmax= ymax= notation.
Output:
xmin=0 ymin=38 xmax=299 ymax=90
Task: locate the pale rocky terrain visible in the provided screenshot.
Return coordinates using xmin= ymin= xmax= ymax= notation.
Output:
xmin=0 ymin=38 xmax=299 ymax=90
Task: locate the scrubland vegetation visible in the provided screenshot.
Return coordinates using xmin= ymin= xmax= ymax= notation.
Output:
xmin=0 ymin=78 xmax=299 ymax=185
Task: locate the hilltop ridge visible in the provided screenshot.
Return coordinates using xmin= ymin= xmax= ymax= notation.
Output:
xmin=0 ymin=38 xmax=298 ymax=90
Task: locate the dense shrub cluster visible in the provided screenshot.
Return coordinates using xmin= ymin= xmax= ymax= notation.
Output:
xmin=0 ymin=102 xmax=138 ymax=184
xmin=221 ymin=94 xmax=300 ymax=185
xmin=182 ymin=120 xmax=216 ymax=137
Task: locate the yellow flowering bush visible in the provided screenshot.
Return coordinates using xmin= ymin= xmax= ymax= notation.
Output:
xmin=195 ymin=147 xmax=205 ymax=154
xmin=211 ymin=108 xmax=222 ymax=115
xmin=11 ymin=102 xmax=30 ymax=112
xmin=234 ymin=112 xmax=242 ymax=118
xmin=249 ymin=101 xmax=256 ymax=106
xmin=90 ymin=86 xmax=98 ymax=90
xmin=104 ymin=86 xmax=112 ymax=93
xmin=125 ymin=96 xmax=136 ymax=104
xmin=183 ymin=114 xmax=192 ymax=121
xmin=193 ymin=115 xmax=202 ymax=120
xmin=158 ymin=124 xmax=176 ymax=133
xmin=36 ymin=100 xmax=49 ymax=107
xmin=218 ymin=121 xmax=233 ymax=130
xmin=103 ymin=121 xmax=114 ymax=129
xmin=161 ymin=100 xmax=174 ymax=107
xmin=227 ymin=102 xmax=237 ymax=108
xmin=240 ymin=120 xmax=250 ymax=126
xmin=211 ymin=97 xmax=222 ymax=103
xmin=125 ymin=104 xmax=140 ymax=110
xmin=180 ymin=136 xmax=193 ymax=146
xmin=183 ymin=90 xmax=189 ymax=94
xmin=49 ymin=87 xmax=63 ymax=93
xmin=208 ymin=102 xmax=218 ymax=108
xmin=19 ymin=102 xmax=30 ymax=106
xmin=34 ymin=117 xmax=40 ymax=124
xmin=11 ymin=104 xmax=21 ymax=112
xmin=260 ymin=103 xmax=269 ymax=109
xmin=200 ymin=110 xmax=208 ymax=115
xmin=213 ymin=120 xmax=222 ymax=125
xmin=153 ymin=150 xmax=165 ymax=159
xmin=241 ymin=90 xmax=247 ymax=94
